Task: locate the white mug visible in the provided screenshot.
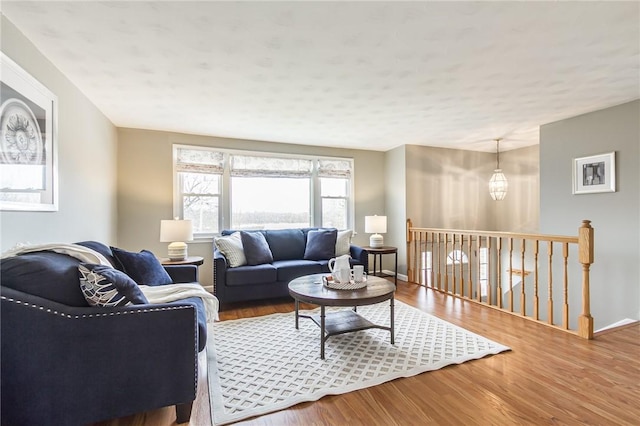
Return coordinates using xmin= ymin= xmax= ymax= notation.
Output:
xmin=352 ymin=265 xmax=365 ymax=282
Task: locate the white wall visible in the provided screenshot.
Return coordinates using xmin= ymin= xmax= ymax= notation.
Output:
xmin=117 ymin=128 xmax=386 ymax=290
xmin=0 ymin=16 xmax=118 ymax=251
xmin=540 ymin=100 xmax=640 ymax=329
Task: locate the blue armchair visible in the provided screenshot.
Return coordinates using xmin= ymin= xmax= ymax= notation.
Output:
xmin=0 ymin=242 xmax=207 ymax=425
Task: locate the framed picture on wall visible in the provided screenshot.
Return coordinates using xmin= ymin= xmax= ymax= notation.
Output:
xmin=572 ymin=152 xmax=616 ymax=195
xmin=0 ymin=52 xmax=58 ymax=211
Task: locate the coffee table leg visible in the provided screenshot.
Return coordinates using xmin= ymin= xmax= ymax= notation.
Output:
xmin=320 ymin=305 xmax=326 ymax=360
xmin=295 ymin=299 xmax=299 ymax=330
xmin=390 ymin=297 xmax=395 ymax=345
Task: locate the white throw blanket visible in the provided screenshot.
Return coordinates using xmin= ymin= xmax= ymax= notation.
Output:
xmin=2 ymin=242 xmax=219 ymax=322
xmin=139 ymin=284 xmax=219 ymax=322
xmin=1 ymin=242 xmax=112 ymax=265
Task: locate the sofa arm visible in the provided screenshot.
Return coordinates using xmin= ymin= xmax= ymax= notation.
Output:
xmin=213 ymin=249 xmax=228 ymax=299
xmin=350 ymin=244 xmax=369 ymax=270
xmin=165 ymin=264 xmax=198 ymax=283
xmin=1 ymin=286 xmax=198 ymax=426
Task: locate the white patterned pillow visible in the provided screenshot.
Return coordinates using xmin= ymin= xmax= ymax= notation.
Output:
xmin=78 ymin=264 xmax=148 ymax=307
xmin=215 ymin=232 xmax=247 ymax=267
xmin=335 ymin=229 xmax=353 ymax=256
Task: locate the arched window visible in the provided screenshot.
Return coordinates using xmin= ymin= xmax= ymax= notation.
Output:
xmin=446 ymin=250 xmax=468 ymax=265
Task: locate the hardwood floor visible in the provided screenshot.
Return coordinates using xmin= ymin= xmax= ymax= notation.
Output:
xmin=97 ymin=280 xmax=640 ymax=426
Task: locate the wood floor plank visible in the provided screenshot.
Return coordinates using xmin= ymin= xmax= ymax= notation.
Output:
xmin=94 ymin=280 xmax=640 ymax=426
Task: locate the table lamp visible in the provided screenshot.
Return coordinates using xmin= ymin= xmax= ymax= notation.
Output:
xmin=365 ymin=215 xmax=387 ymax=248
xmin=160 ymin=218 xmax=193 ymax=260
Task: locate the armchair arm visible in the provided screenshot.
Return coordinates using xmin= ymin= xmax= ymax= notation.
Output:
xmin=1 ymin=286 xmax=198 ymax=426
xmin=165 ymin=264 xmax=198 ymax=283
xmin=350 ymin=244 xmax=369 ymax=270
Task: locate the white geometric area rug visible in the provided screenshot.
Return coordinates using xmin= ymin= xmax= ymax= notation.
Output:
xmin=208 ymin=301 xmax=509 ymax=425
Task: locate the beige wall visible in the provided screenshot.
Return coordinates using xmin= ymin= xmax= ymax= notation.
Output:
xmin=387 ymin=143 xmax=540 ymax=275
xmin=0 ymin=17 xmax=118 ymax=251
xmin=540 ymin=100 xmax=639 ymax=328
xmin=384 ymin=145 xmax=406 ymax=274
xmin=117 ymin=128 xmax=386 ymax=290
xmin=493 ymin=145 xmax=539 ymax=233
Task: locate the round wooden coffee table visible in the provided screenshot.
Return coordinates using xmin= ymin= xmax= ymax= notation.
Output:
xmin=288 ymin=273 xmax=396 ymax=359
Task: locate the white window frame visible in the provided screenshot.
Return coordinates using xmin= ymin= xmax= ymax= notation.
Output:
xmin=172 ymin=144 xmax=354 ymax=239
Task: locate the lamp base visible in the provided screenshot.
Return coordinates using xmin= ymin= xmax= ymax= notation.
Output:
xmin=167 ymin=242 xmax=188 ymax=261
xmin=369 ymin=233 xmax=384 ymax=248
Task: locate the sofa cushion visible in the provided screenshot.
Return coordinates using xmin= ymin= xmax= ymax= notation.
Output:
xmin=241 ymin=231 xmax=274 ymax=265
xmin=335 ymin=229 xmax=353 ymax=257
xmin=214 ymin=232 xmax=247 ymax=267
xmin=78 ymin=263 xmax=148 ymax=307
xmin=226 ymin=263 xmax=278 ymax=286
xmin=303 ymin=229 xmax=337 ymax=260
xmin=264 ymin=229 xmax=306 ymax=261
xmin=111 ymin=248 xmax=173 ymax=286
xmin=0 ymin=252 xmax=89 ymax=307
xmin=273 ymin=259 xmax=323 ymax=283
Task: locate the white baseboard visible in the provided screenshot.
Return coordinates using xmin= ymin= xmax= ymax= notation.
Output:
xmin=379 ymin=270 xmax=407 ymax=282
xmin=595 ymin=318 xmax=639 ymax=333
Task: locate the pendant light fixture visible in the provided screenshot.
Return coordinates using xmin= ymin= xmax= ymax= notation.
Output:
xmin=489 ymin=138 xmax=508 ymax=201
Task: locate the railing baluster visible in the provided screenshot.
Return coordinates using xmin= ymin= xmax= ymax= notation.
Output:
xmin=453 ymin=234 xmax=458 ymax=295
xmin=508 ymin=238 xmax=514 ymax=312
xmin=429 ymin=232 xmax=434 ymax=287
xmin=444 ymin=233 xmax=449 ymax=293
xmin=468 ymin=234 xmax=473 ymax=299
xmin=497 ymin=237 xmax=503 ymax=309
xmin=521 ymin=238 xmax=526 ymax=316
xmin=534 ymin=240 xmax=539 ymax=320
xmin=475 ymin=235 xmax=481 ymax=302
xmin=487 ymin=237 xmax=492 ymax=306
xmin=548 ymin=241 xmax=554 ymax=326
xmin=436 ymin=232 xmax=442 ymax=291
xmin=406 ymin=219 xmax=413 ymax=283
xmin=563 ymin=242 xmax=569 ymax=330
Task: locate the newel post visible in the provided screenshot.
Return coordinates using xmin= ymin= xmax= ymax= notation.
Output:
xmin=406 ymin=218 xmax=414 ymax=283
xmin=577 ymin=220 xmax=594 ymax=339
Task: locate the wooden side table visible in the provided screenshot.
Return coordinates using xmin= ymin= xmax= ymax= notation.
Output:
xmin=160 ymin=256 xmax=204 ymax=281
xmin=160 ymin=256 xmax=204 ymax=267
xmin=361 ymin=246 xmax=398 ymax=286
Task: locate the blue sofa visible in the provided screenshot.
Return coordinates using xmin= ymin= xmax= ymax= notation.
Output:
xmin=0 ymin=241 xmax=207 ymax=426
xmin=213 ymin=228 xmax=368 ymax=306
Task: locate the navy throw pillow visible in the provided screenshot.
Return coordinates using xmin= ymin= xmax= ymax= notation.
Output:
xmin=304 ymin=229 xmax=337 ymax=260
xmin=240 ymin=231 xmax=274 ymax=265
xmin=78 ymin=263 xmax=149 ymax=306
xmin=111 ymin=248 xmax=173 ymax=286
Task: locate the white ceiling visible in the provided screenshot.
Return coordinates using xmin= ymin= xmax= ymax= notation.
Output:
xmin=2 ymin=1 xmax=639 ymax=152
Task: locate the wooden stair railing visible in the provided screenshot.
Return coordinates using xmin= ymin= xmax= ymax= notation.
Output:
xmin=406 ymin=219 xmax=594 ymax=339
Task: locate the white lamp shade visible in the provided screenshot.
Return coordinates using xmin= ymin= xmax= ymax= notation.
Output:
xmin=489 ymin=169 xmax=508 ymax=201
xmin=160 ymin=219 xmax=193 ymax=242
xmin=365 ymin=215 xmax=387 ymax=234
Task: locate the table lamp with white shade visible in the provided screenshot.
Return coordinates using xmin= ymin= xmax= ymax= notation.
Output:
xmin=365 ymin=215 xmax=387 ymax=248
xmin=160 ymin=218 xmax=193 ymax=261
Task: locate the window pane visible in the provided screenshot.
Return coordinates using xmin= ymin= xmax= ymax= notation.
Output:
xmin=321 ymin=177 xmax=348 ymax=197
xmin=232 ymin=177 xmax=310 ymax=229
xmin=322 ymin=198 xmax=347 ymax=229
xmin=183 ymin=195 xmax=219 ymax=233
xmin=180 ymin=172 xmax=220 ymax=195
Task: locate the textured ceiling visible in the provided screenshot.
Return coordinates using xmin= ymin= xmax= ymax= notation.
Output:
xmin=2 ymin=1 xmax=639 ymax=152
